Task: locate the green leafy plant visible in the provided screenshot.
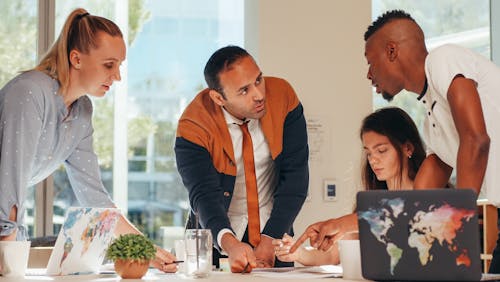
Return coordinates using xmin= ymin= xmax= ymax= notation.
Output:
xmin=106 ymin=234 xmax=156 ymax=262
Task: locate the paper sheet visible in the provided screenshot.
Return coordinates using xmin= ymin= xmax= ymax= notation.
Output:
xmin=251 ymin=265 xmax=343 ymax=279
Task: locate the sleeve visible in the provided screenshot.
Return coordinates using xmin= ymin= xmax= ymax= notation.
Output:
xmin=421 ymin=118 xmax=435 ymax=157
xmin=175 ymin=131 xmax=232 ymax=249
xmin=426 ymin=44 xmax=478 ymax=100
xmin=262 ymin=102 xmax=309 ymax=238
xmin=64 ymin=119 xmax=114 ymax=208
xmin=0 ymin=78 xmax=44 ymax=236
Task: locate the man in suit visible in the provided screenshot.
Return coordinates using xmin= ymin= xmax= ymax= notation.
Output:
xmin=175 ymin=46 xmax=309 ymax=273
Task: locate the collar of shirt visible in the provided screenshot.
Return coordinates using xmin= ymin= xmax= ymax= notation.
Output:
xmin=55 ymin=91 xmax=80 ymax=122
xmin=222 ymin=107 xmax=257 ymax=128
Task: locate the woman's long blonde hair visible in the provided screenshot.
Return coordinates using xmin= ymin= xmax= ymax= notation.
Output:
xmin=35 ymin=8 xmax=122 ymax=95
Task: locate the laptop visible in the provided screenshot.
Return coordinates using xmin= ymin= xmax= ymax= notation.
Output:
xmin=44 ymin=207 xmax=121 ymax=275
xmin=356 ymin=189 xmax=484 ymax=281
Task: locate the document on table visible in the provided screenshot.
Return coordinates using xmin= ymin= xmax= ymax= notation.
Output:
xmin=251 ymin=265 xmax=343 ymax=279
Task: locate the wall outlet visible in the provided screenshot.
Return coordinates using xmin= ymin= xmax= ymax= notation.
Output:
xmin=323 ymin=179 xmax=336 ymax=201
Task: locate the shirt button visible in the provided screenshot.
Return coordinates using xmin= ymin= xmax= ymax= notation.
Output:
xmin=423 ymin=100 xmax=426 ymax=104
xmin=432 ymin=124 xmax=436 ymax=127
xmin=223 ymin=192 xmax=230 ymax=197
xmin=428 ymin=112 xmax=431 ymax=116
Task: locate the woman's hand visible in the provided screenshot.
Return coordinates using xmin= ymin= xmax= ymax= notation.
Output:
xmin=272 ymin=233 xmax=302 ymax=262
xmin=151 ymin=245 xmax=178 ymax=273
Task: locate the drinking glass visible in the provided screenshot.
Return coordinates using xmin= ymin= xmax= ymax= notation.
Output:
xmin=184 ymin=229 xmax=212 ymax=278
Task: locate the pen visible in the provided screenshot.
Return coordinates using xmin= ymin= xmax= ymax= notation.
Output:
xmin=241 ymin=262 xmax=250 ymax=274
xmin=165 ymin=260 xmax=184 ymax=265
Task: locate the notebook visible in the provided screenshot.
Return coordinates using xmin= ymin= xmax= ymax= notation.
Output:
xmin=45 ymin=207 xmax=121 ymax=275
xmin=356 ymin=189 xmax=483 ymax=281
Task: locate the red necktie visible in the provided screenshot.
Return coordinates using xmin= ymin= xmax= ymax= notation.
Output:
xmin=239 ymin=122 xmax=261 ymax=247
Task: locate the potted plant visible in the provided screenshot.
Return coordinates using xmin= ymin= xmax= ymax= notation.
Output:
xmin=106 ymin=234 xmax=156 ymax=279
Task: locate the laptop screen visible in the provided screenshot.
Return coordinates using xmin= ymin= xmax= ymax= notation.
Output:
xmin=45 ymin=207 xmax=121 ymax=276
xmin=356 ymin=189 xmax=482 ymax=281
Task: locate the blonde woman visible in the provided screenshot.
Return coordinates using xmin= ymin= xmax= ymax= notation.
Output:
xmin=0 ymin=8 xmax=177 ymax=272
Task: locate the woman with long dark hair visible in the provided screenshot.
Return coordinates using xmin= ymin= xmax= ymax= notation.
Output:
xmin=273 ymin=107 xmax=426 ymax=265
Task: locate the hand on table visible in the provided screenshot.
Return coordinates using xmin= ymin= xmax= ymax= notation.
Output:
xmin=151 ymin=245 xmax=178 ymax=273
xmin=272 ymin=233 xmax=301 ymax=262
xmin=253 ymin=235 xmax=275 ymax=268
xmin=222 ymin=233 xmax=257 ymax=273
xmin=290 ymin=213 xmax=358 ymax=253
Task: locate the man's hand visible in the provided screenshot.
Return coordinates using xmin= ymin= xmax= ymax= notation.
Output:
xmin=150 ymin=245 xmax=178 ymax=273
xmin=253 ymin=235 xmax=275 ymax=268
xmin=290 ymin=213 xmax=358 ymax=253
xmin=221 ymin=233 xmax=257 ymax=273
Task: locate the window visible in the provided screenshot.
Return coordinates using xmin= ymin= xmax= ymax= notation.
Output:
xmin=0 ymin=1 xmax=38 ymax=238
xmin=371 ymin=1 xmax=490 ymax=131
xmin=49 ymin=0 xmax=244 ymax=246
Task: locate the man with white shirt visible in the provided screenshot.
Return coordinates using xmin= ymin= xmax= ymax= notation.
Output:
xmin=292 ymin=9 xmax=500 ymax=273
xmin=364 ymin=10 xmax=500 ymax=272
xmin=175 ymin=46 xmax=309 ymax=273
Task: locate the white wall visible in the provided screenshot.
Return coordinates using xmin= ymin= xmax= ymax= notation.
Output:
xmin=245 ymin=0 xmax=373 ymax=236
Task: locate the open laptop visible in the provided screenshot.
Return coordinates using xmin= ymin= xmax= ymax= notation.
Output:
xmin=356 ymin=189 xmax=487 ymax=281
xmin=44 ymin=207 xmax=121 ymax=275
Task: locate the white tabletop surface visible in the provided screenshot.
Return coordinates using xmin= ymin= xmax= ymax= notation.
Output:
xmin=1 ymin=268 xmax=371 ymax=282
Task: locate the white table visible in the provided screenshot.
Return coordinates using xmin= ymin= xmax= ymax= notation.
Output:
xmin=2 ymin=270 xmax=370 ymax=282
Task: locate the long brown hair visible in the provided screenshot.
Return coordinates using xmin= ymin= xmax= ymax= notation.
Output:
xmin=360 ymin=107 xmax=426 ymax=190
xmin=35 ymin=8 xmax=122 ymax=95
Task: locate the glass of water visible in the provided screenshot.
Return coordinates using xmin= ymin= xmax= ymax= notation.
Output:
xmin=184 ymin=229 xmax=212 ymax=278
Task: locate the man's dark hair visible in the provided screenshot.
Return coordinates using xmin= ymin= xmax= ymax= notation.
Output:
xmin=364 ymin=10 xmax=416 ymax=41
xmin=203 ymin=45 xmax=251 ymax=97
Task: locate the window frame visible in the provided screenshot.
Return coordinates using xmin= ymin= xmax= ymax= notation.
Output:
xmin=35 ymin=0 xmax=56 ymax=238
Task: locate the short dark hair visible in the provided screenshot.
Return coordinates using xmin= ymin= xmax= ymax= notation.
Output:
xmin=203 ymin=45 xmax=251 ymax=96
xmin=364 ymin=10 xmax=415 ymax=41
xmin=360 ymin=107 xmax=425 ymax=190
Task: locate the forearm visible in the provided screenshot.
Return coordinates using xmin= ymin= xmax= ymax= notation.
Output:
xmin=264 ymin=193 xmax=307 ymax=238
xmin=455 ymin=137 xmax=489 ymax=194
xmin=175 ymin=137 xmax=232 ymax=246
xmin=297 ymin=247 xmax=340 ymax=266
xmin=338 ymin=213 xmax=359 ymax=237
xmin=66 ymin=133 xmax=115 ymax=207
xmin=264 ymin=105 xmax=309 ymax=237
xmin=221 ymin=232 xmax=240 ymax=252
xmin=446 ymin=76 xmax=489 ymax=193
xmin=114 ymin=214 xmax=142 ymax=236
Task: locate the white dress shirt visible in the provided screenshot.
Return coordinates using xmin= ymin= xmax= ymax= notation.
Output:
xmin=217 ymin=108 xmax=277 ymax=250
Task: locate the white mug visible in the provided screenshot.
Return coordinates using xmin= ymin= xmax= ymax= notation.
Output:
xmin=338 ymin=239 xmax=365 ymax=280
xmin=0 ymin=241 xmax=31 ymax=277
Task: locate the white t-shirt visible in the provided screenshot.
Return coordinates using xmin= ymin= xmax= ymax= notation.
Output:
xmin=422 ymin=44 xmax=500 ymax=205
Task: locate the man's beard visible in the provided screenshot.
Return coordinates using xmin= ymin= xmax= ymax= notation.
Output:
xmin=382 ymin=91 xmax=393 ymax=102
